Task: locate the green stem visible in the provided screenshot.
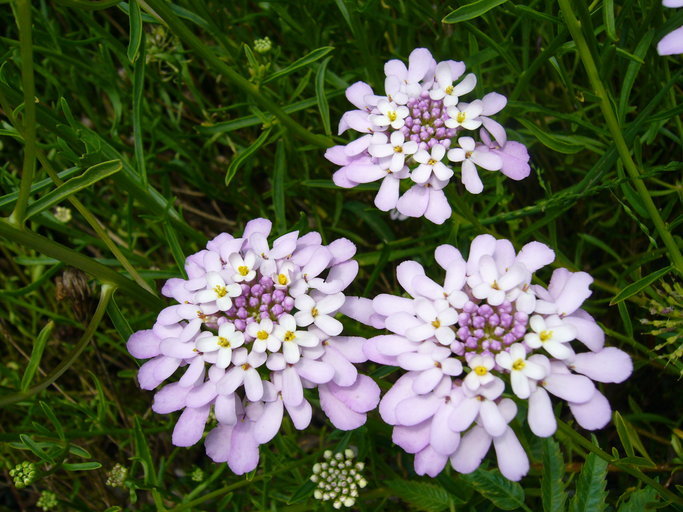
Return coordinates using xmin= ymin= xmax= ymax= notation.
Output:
xmin=141 ymin=0 xmax=333 ymax=148
xmin=0 ymin=219 xmax=161 ymax=307
xmin=0 ymin=284 xmax=115 ymax=407
xmin=557 ymin=421 xmax=683 ymax=505
xmin=558 ymin=0 xmax=683 ymax=275
xmin=9 ymin=0 xmax=37 ymax=227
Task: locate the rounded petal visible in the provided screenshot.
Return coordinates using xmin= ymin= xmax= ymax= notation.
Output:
xmin=375 ymin=175 xmax=400 ymax=211
xmin=461 ymin=159 xmax=483 ymax=194
xmin=571 ymin=347 xmax=632 ymax=383
xmin=395 ymin=394 xmax=441 ymax=426
xmin=254 ymin=399 xmax=284 ymax=444
xmin=528 ymin=388 xmax=557 ymax=437
xmin=479 ymin=400 xmax=508 ymax=437
xmin=569 ymin=390 xmax=612 ymax=430
xmin=326 ymin=375 xmax=380 ymax=413
xmin=172 ymin=405 xmax=210 ymax=447
xmin=127 ymin=330 xmax=161 ymax=359
xmin=393 ymin=422 xmax=431 ymax=454
xmin=543 ymin=373 xmax=595 ymax=403
xmin=424 ymin=189 xmax=451 ymax=225
xmin=658 ymin=26 xmax=683 ymax=56
xmin=205 ymin=425 xmax=233 ymax=462
xmin=450 ymin=426 xmax=491 ymax=474
xmin=152 ymin=383 xmax=190 ymax=414
xmin=284 ymin=398 xmax=313 ymax=430
xmin=227 ymin=421 xmax=260 ymax=475
xmin=396 ymin=185 xmax=430 ymax=217
xmin=318 ymin=383 xmax=366 ymax=430
xmin=493 ymin=428 xmax=529 ymax=481
xmin=430 ymin=405 xmax=461 ymax=456
xmin=414 ymin=445 xmax=449 ymax=477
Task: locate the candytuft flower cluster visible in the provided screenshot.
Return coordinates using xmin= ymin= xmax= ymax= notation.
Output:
xmin=345 ymin=234 xmax=632 ymax=480
xmin=326 ymin=48 xmax=531 ymax=224
xmin=127 ymin=219 xmax=380 ymax=475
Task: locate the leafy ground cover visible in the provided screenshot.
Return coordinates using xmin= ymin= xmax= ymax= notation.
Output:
xmin=0 ymin=0 xmax=682 ymax=510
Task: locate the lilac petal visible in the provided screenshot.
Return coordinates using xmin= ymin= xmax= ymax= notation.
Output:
xmin=571 ymin=347 xmax=632 ymax=383
xmin=528 ymin=388 xmax=558 ymax=437
xmin=414 ymin=445 xmax=448 ymax=477
xmin=152 ymin=383 xmax=190 ymax=414
xmin=435 ymin=244 xmax=464 ymax=270
xmin=333 ymin=168 xmax=358 ymax=188
xmin=413 ymin=368 xmax=445 ymax=394
xmin=326 ymin=336 xmax=366 ymax=363
xmin=326 ymin=144 xmax=353 ymax=164
xmin=284 ymin=398 xmax=312 ymax=430
xmin=424 ymin=189 xmax=451 ymax=225
xmin=328 ymin=238 xmax=356 ymax=265
xmin=242 ymin=218 xmax=272 ymax=240
xmin=471 ymin=151 xmax=502 ymax=171
xmin=467 ymin=234 xmax=497 ymax=273
xmin=496 ymin=141 xmax=530 ymax=180
xmin=217 ymin=367 xmax=245 ymax=395
xmin=384 ymin=313 xmax=422 ymax=336
xmin=138 ymin=357 xmax=173 ymax=390
xmin=554 ymin=272 xmax=593 ymax=316
xmin=393 ymin=422 xmax=431 ymax=453
xmin=396 ymin=260 xmax=425 ymax=296
xmin=385 ymin=60 xmax=407 ymax=80
xmin=363 ymin=336 xmax=399 ymax=366
xmin=127 ymin=330 xmax=161 ymax=359
xmin=227 ymin=421 xmax=260 ymax=475
xmin=407 ymin=48 xmax=435 ymax=84
xmin=309 ymin=260 xmax=358 ymax=294
xmin=254 ymin=399 xmax=284 ymax=443
xmin=319 ymin=383 xmax=366 ymax=430
xmin=161 ymin=278 xmax=194 ymax=303
xmin=664 ymin=0 xmax=683 ymax=7
xmin=479 ymin=400 xmax=507 ymax=437
xmin=516 ymin=241 xmax=555 ymax=273
xmin=450 ymin=426 xmax=491 ymax=474
xmin=461 ymin=159 xmax=483 ymax=194
xmin=323 ymin=345 xmax=358 ymax=386
xmin=345 ymin=163 xmax=386 ymax=183
xmin=205 ymin=425 xmax=233 ymax=462
xmin=345 ymin=81 xmax=374 ymax=109
xmin=449 ymin=397 xmax=480 ymax=432
xmin=480 ymin=92 xmax=507 ymax=116
xmin=338 ymin=110 xmax=372 ymax=134
xmin=379 ymin=373 xmax=418 ymax=424
xmin=340 ymin=296 xmax=375 ymax=326
xmin=172 ymin=405 xmax=210 ymax=447
xmin=215 ymin=393 xmax=237 ymax=425
xmin=658 ymin=26 xmax=683 ymax=56
xmin=282 ymin=366 xmax=304 ymax=406
xmin=244 ymin=369 xmax=264 ymax=401
xmin=327 ymin=375 xmax=380 ymax=413
xmin=160 ymin=339 xmax=197 ymax=359
xmin=493 ymin=428 xmax=529 ymax=481
xmin=396 ymin=394 xmax=441 ymax=426
xmin=375 ymin=175 xmax=400 ymax=211
xmin=412 ymin=275 xmax=444 ymax=300
xmin=186 ymin=381 xmax=217 ymax=408
xmin=296 ymin=358 xmax=335 ymax=384
xmin=543 ymin=373 xmax=595 ymax=403
xmin=396 ymin=185 xmax=430 ymax=217
xmin=569 ymin=390 xmax=611 ymax=430
xmin=564 ymin=313 xmax=604 ymax=352
xmin=430 ymin=405 xmax=461 ymax=456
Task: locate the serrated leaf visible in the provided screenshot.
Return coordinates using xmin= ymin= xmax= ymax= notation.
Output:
xmin=385 ymin=480 xmax=452 ymax=512
xmin=617 ymin=487 xmax=659 ymax=512
xmin=541 ymin=438 xmax=567 ymax=512
xmin=443 ymin=0 xmax=508 ymax=23
xmin=20 ymin=321 xmax=54 ymax=391
xmin=610 ymin=266 xmax=672 ymax=305
xmin=263 ymin=47 xmax=334 ymax=84
xmin=225 ymin=127 xmax=274 ymax=187
xmin=461 ymin=469 xmax=526 ymax=510
xmin=569 ymin=453 xmax=608 ymax=512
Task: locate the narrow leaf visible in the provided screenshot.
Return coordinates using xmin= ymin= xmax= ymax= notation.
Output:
xmin=63 ymin=462 xmax=103 ymax=471
xmin=443 ymin=0 xmax=508 ymax=23
xmin=39 ymin=401 xmax=65 ymax=441
xmin=25 ymin=160 xmax=122 ymax=220
xmin=287 ymin=480 xmax=317 ymax=504
xmin=20 ymin=321 xmax=54 ymax=391
xmin=163 ymin=223 xmax=187 ymax=278
xmin=569 ymin=453 xmax=608 ymax=512
xmin=461 ymin=469 xmax=526 ymax=510
xmin=127 ymin=0 xmax=143 ymax=62
xmin=315 ymin=57 xmax=332 ymax=136
xmin=225 ymin=127 xmax=274 ymax=187
xmin=133 ymin=416 xmax=158 ymax=486
xmin=518 ymin=119 xmax=584 ymax=154
xmin=273 ymin=139 xmax=286 ymax=235
xmin=610 ymin=266 xmax=672 ymax=305
xmin=263 ymin=47 xmax=334 ymax=84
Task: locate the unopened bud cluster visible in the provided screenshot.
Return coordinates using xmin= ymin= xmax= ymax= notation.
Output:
xmin=310 ymin=449 xmax=367 ymax=509
xmin=253 ymin=37 xmax=272 ymax=54
xmin=105 ymin=463 xmax=127 ymax=488
xmin=37 ymin=490 xmax=58 ymax=511
xmin=9 ymin=461 xmax=37 ymax=488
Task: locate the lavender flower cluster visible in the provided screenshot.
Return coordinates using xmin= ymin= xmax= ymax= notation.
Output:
xmin=344 ymin=235 xmax=632 ymax=480
xmin=127 ymin=219 xmax=379 ymax=474
xmin=326 ymin=48 xmax=531 ymax=224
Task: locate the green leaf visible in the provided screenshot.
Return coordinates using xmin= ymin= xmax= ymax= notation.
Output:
xmin=106 ymin=294 xmax=134 ymax=342
xmin=315 ymin=57 xmax=332 ymax=137
xmin=517 ymin=119 xmax=584 ymax=154
xmin=20 ymin=321 xmax=54 ymax=391
xmin=461 ymin=469 xmax=526 ymax=510
xmin=127 ymin=0 xmax=143 ymax=63
xmin=443 ymin=0 xmax=508 ymax=23
xmin=68 ymin=444 xmax=92 ymax=459
xmin=610 ymin=266 xmax=672 ymax=305
xmin=617 ymin=487 xmax=659 ymax=512
xmin=385 ymin=479 xmax=453 ymax=512
xmin=25 ymin=160 xmax=122 ymax=220
xmin=614 ymin=412 xmax=654 ymax=464
xmin=19 ymin=434 xmax=52 ymax=462
xmin=541 ymin=438 xmax=568 ymax=512
xmin=603 ymin=0 xmax=617 ymax=41
xmin=263 ymin=47 xmax=334 ymax=84
xmin=163 ymin=222 xmax=187 ymax=279
xmin=225 ymin=127 xmax=274 ymax=187
xmin=133 ymin=416 xmax=158 ymax=486
xmin=39 ymin=401 xmax=65 ymax=441
xmin=287 ymin=479 xmax=317 ymax=504
xmin=569 ymin=453 xmax=608 ymax=512
xmin=343 ymin=201 xmax=395 ymax=243
xmin=62 ymin=462 xmax=103 ymax=471
xmin=273 ymin=139 xmax=287 ymax=235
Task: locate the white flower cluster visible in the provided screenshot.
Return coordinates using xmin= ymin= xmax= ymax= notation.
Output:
xmin=310 ymin=449 xmax=367 ymax=509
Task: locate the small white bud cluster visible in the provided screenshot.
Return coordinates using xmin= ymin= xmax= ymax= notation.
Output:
xmin=105 ymin=463 xmax=128 ymax=488
xmin=253 ymin=37 xmax=272 ymax=54
xmin=310 ymin=449 xmax=367 ymax=509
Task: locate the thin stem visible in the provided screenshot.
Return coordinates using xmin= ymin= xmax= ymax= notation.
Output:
xmin=9 ymin=0 xmax=37 ymax=227
xmin=558 ymin=0 xmax=683 ymax=275
xmin=557 ymin=421 xmax=683 ymax=505
xmin=141 ymin=0 xmax=333 ymax=148
xmin=0 ymin=219 xmax=161 ymax=307
xmin=0 ymin=284 xmax=115 ymax=407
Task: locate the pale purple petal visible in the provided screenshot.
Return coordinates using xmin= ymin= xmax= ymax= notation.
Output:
xmin=152 ymin=383 xmax=190 ymax=414
xmin=253 ymin=399 xmax=284 ymax=443
xmin=128 ymin=330 xmax=161 ymax=359
xmin=227 ymin=421 xmax=260 ymax=475
xmin=493 ymin=428 xmax=529 ymax=481
xmin=414 ymin=445 xmax=448 ymax=477
xmin=326 ymin=375 xmax=380 ymax=413
xmin=543 ymin=373 xmax=595 ymax=404
xmin=172 ymin=405 xmax=210 ymax=447
xmin=393 ymin=422 xmax=431 ymax=453
xmin=569 ymin=390 xmax=612 ymax=430
xmin=396 ymin=185 xmax=429 ymax=217
xmin=319 ymin=383 xmax=367 ymax=430
xmin=205 ymin=425 xmax=233 ymax=462
xmin=571 ymin=347 xmax=632 ymax=383
xmin=528 ymin=387 xmax=557 ymax=437
xmin=450 ymin=426 xmax=491 ymax=474
xmin=658 ymin=26 xmax=683 ymax=55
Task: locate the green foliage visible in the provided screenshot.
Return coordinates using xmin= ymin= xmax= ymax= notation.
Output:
xmin=0 ymin=0 xmax=682 ymax=510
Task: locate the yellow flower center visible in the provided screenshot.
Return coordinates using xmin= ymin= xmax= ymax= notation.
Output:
xmin=217 ymin=336 xmax=230 ymax=348
xmin=427 ymin=158 xmax=437 ymax=166
xmin=238 ymin=265 xmax=249 ymax=276
xmin=312 ymin=307 xmax=319 ymax=317
xmin=257 ymin=330 xmax=269 ymax=340
xmin=445 ymin=85 xmax=454 ymax=95
xmin=540 ymin=330 xmax=553 ymax=342
xmin=387 ymin=111 xmax=397 ymax=122
xmin=431 ymin=319 xmax=441 ymax=328
xmin=456 ymin=112 xmax=466 ymax=123
xmin=278 ymin=273 xmax=288 ymax=285
xmin=213 ymin=285 xmax=227 ymax=297
xmin=465 ymin=151 xmax=473 ymax=159
xmin=284 ymin=331 xmax=296 ymax=342
xmin=474 ymin=365 xmax=488 ymax=376
xmin=512 ymin=359 xmax=526 ymax=371
xmin=393 ymin=146 xmax=403 ymax=153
